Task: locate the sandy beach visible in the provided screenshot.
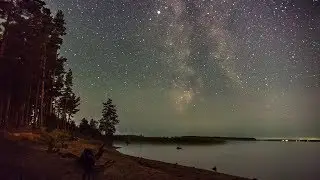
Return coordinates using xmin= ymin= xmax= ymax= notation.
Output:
xmin=0 ymin=132 xmax=250 ymax=180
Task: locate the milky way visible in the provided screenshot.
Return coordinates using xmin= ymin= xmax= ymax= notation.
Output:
xmin=45 ymin=0 xmax=320 ymax=137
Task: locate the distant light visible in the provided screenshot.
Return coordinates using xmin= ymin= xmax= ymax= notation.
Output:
xmin=157 ymin=10 xmax=161 ymax=14
xmin=285 ymin=139 xmax=288 ymax=142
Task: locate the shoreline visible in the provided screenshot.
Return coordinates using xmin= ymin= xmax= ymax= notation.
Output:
xmin=0 ymin=132 xmax=251 ymax=180
xmin=121 ymin=152 xmax=251 ymax=180
xmin=113 ymin=135 xmax=256 ymax=145
xmin=64 ymin=139 xmax=252 ymax=180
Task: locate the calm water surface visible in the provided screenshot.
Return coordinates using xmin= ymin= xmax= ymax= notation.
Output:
xmin=115 ymin=141 xmax=320 ymax=180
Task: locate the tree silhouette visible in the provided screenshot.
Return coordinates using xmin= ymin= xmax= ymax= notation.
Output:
xmin=59 ymin=69 xmax=80 ymax=128
xmin=78 ymin=118 xmax=100 ymax=137
xmin=89 ymin=119 xmax=101 ymax=137
xmin=89 ymin=119 xmax=98 ymax=130
xmin=0 ymin=0 xmax=79 ymax=130
xmin=79 ymin=118 xmax=90 ymax=135
xmin=99 ymin=98 xmax=119 ymax=136
xmin=66 ymin=119 xmax=76 ymax=131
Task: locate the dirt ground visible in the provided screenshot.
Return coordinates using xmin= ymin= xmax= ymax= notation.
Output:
xmin=0 ymin=133 xmax=250 ymax=180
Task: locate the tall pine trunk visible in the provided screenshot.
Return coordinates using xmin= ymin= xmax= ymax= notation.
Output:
xmin=25 ymin=86 xmax=32 ymax=126
xmin=4 ymin=94 xmax=11 ymax=129
xmin=19 ymin=103 xmax=26 ymax=128
xmin=49 ymin=69 xmax=55 ymax=115
xmin=14 ymin=106 xmax=19 ymax=128
xmin=40 ymin=40 xmax=48 ymax=128
xmin=0 ymin=99 xmax=3 ymax=127
xmin=34 ymin=81 xmax=41 ymax=127
xmin=40 ymin=71 xmax=45 ymax=127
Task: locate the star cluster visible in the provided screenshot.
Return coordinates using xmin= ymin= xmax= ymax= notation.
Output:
xmin=45 ymin=0 xmax=320 ymax=137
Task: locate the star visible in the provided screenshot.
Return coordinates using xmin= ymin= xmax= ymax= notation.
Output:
xmin=44 ymin=0 xmax=320 ymax=138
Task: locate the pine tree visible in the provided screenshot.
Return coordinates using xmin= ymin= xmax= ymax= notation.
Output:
xmin=79 ymin=118 xmax=89 ymax=134
xmin=68 ymin=120 xmax=76 ymax=132
xmin=99 ymin=98 xmax=119 ymax=136
xmin=89 ymin=119 xmax=101 ymax=137
xmin=60 ymin=69 xmax=80 ymax=128
xmin=89 ymin=119 xmax=98 ymax=130
xmin=66 ymin=93 xmax=80 ymax=120
xmin=65 ymin=69 xmax=73 ymax=93
xmin=0 ymin=0 xmax=80 ymax=129
xmin=46 ymin=10 xmax=67 ymax=116
xmin=52 ymin=57 xmax=66 ymax=115
xmin=0 ymin=0 xmax=54 ymax=127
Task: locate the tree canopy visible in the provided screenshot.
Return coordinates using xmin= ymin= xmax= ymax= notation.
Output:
xmin=99 ymin=99 xmax=119 ymax=136
xmin=0 ymin=0 xmax=79 ymax=129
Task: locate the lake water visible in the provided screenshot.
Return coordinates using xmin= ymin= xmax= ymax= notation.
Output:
xmin=115 ymin=141 xmax=320 ymax=180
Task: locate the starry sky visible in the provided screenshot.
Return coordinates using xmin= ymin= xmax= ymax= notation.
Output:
xmin=45 ymin=0 xmax=320 ymax=137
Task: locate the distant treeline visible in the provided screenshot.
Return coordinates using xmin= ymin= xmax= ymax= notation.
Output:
xmin=113 ymin=135 xmax=257 ymax=145
xmin=259 ymin=139 xmax=320 ymax=142
xmin=209 ymin=136 xmax=257 ymax=141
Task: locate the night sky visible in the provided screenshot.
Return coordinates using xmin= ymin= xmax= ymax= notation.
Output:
xmin=45 ymin=0 xmax=320 ymax=137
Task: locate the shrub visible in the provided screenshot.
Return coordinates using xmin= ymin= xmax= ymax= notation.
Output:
xmin=39 ymin=130 xmax=72 ymax=152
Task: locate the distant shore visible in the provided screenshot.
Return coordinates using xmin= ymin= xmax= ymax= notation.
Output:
xmin=113 ymin=135 xmax=256 ymax=145
xmin=114 ymin=135 xmax=320 ymax=144
xmin=258 ymin=138 xmax=320 ymax=142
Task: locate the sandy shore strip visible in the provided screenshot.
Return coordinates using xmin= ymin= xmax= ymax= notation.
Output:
xmin=0 ymin=133 xmax=251 ymax=180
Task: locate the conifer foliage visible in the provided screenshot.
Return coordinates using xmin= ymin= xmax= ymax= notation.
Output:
xmin=0 ymin=0 xmax=80 ymax=129
xmin=99 ymin=99 xmax=119 ymax=136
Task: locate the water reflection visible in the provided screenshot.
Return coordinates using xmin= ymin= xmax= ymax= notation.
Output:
xmin=115 ymin=141 xmax=320 ymax=180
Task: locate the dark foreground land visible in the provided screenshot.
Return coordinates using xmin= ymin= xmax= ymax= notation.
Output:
xmin=0 ymin=132 xmax=250 ymax=180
